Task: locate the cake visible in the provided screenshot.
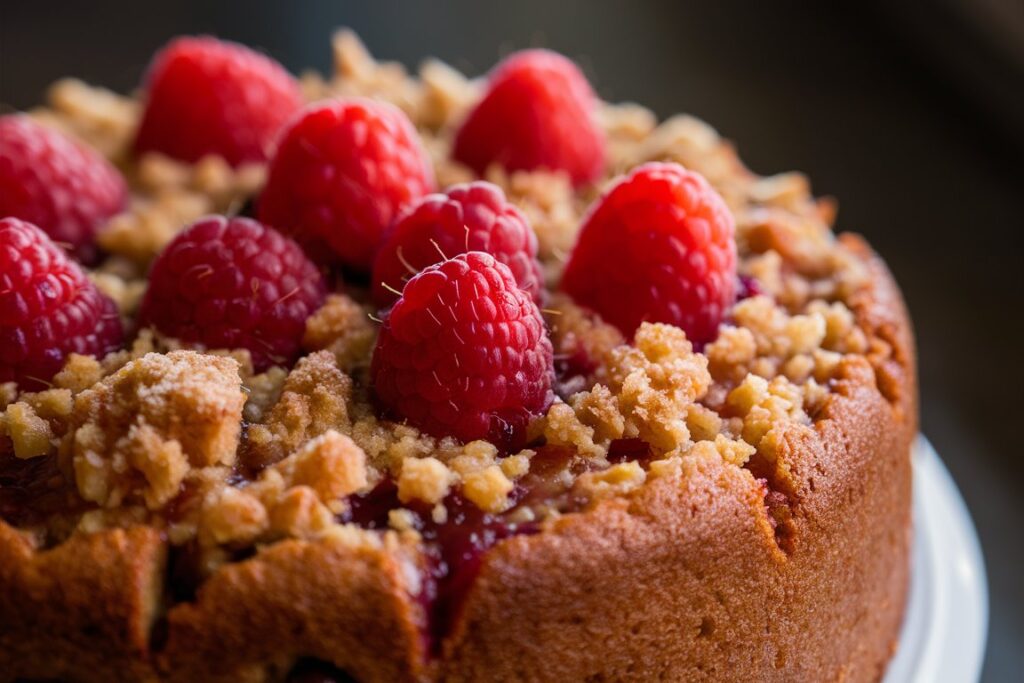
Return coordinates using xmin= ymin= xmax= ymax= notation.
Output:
xmin=0 ymin=31 xmax=916 ymax=682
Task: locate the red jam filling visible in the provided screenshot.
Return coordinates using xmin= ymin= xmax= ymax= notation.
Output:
xmin=339 ymin=444 xmax=619 ymax=654
xmin=737 ymin=274 xmax=765 ymax=300
xmin=342 ymin=479 xmax=537 ymax=654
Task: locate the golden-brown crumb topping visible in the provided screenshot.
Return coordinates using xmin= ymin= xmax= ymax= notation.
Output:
xmin=1 ymin=31 xmax=902 ymax=572
xmin=64 ymin=351 xmax=245 ymax=512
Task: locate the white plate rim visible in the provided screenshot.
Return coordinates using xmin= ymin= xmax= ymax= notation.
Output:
xmin=883 ymin=435 xmax=988 ymax=682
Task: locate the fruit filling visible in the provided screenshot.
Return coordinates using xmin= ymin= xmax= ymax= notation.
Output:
xmin=0 ymin=31 xmax=904 ymax=671
xmin=345 ymin=481 xmax=539 ymax=651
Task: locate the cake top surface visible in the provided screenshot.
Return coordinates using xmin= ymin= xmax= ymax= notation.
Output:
xmin=0 ymin=31 xmax=907 ymax=614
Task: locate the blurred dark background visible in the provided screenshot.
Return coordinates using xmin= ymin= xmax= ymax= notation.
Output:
xmin=2 ymin=1 xmax=1022 ymax=680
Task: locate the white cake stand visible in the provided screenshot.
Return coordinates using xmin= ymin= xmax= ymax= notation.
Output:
xmin=883 ymin=436 xmax=988 ymax=682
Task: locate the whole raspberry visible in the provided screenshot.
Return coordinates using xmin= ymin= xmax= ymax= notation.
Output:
xmin=0 ymin=218 xmax=123 ymax=389
xmin=371 ymin=181 xmax=542 ymax=308
xmin=138 ymin=216 xmax=326 ymax=372
xmin=258 ymin=98 xmax=435 ymax=272
xmin=0 ymin=115 xmax=127 ymax=264
xmin=561 ymin=162 xmax=737 ymax=345
xmin=453 ymin=49 xmax=606 ymax=187
xmin=371 ymin=252 xmax=553 ymax=448
xmin=134 ymin=36 xmax=304 ymax=166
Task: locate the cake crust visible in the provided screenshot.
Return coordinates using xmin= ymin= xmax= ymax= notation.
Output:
xmin=0 ymin=525 xmax=166 ymax=682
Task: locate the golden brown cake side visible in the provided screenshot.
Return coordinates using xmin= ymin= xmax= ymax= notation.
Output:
xmin=0 ymin=525 xmax=166 ymax=682
xmin=158 ymin=532 xmax=429 ymax=683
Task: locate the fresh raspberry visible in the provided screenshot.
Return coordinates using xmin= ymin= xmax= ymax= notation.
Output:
xmin=452 ymin=49 xmax=606 ymax=187
xmin=371 ymin=181 xmax=542 ymax=308
xmin=138 ymin=216 xmax=326 ymax=372
xmin=0 ymin=115 xmax=128 ymax=264
xmin=258 ymin=98 xmax=435 ymax=272
xmin=0 ymin=218 xmax=123 ymax=389
xmin=561 ymin=162 xmax=737 ymax=345
xmin=371 ymin=252 xmax=553 ymax=448
xmin=134 ymin=36 xmax=304 ymax=166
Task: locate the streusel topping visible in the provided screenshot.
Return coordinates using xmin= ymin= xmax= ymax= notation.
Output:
xmin=1 ymin=32 xmax=900 ymax=577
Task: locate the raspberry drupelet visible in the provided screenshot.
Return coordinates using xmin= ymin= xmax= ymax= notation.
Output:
xmin=258 ymin=98 xmax=435 ymax=272
xmin=0 ymin=115 xmax=128 ymax=264
xmin=561 ymin=162 xmax=737 ymax=346
xmin=371 ymin=251 xmax=554 ymax=449
xmin=0 ymin=217 xmax=123 ymax=389
xmin=138 ymin=216 xmax=326 ymax=372
xmin=453 ymin=49 xmax=606 ymax=187
xmin=134 ymin=36 xmax=304 ymax=166
xmin=371 ymin=181 xmax=543 ymax=308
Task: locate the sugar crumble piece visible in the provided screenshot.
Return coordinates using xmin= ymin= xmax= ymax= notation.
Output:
xmin=462 ymin=465 xmax=515 ymax=513
xmin=302 ymin=294 xmax=378 ymax=373
xmin=419 ymin=58 xmax=477 ymax=130
xmin=542 ymin=322 xmax=711 ymax=460
xmin=685 ymin=403 xmax=723 ymax=443
xmin=448 ymin=440 xmax=500 ymax=477
xmin=265 ymin=486 xmax=336 ymax=540
xmin=490 ymin=167 xmax=580 ymax=261
xmin=499 ymin=451 xmax=533 ymax=480
xmin=244 ymin=351 xmax=352 ymax=469
xmin=397 ymin=456 xmax=453 ymax=506
xmin=199 ymin=486 xmax=268 ymax=547
xmin=89 ymin=271 xmax=146 ymax=317
xmin=274 ymin=430 xmax=368 ymax=510
xmin=325 ymin=29 xmax=421 ymax=117
xmin=543 ymin=400 xmax=603 ymax=458
xmin=726 ymin=373 xmax=810 ymax=453
xmin=388 ymin=507 xmax=420 ymax=533
xmin=574 ymin=461 xmax=646 ymax=501
xmin=34 ymin=78 xmax=138 ymax=160
xmin=601 ymin=322 xmax=711 ymax=453
xmin=0 ymin=383 xmax=17 ymax=410
xmin=4 ymin=402 xmax=55 ymax=459
xmin=52 ymin=354 xmax=104 ymax=393
xmin=705 ymin=326 xmax=757 ymax=382
xmin=713 ymin=434 xmax=757 ymax=467
xmin=65 ymin=350 xmax=245 ymax=508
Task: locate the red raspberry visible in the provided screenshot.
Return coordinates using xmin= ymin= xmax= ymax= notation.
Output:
xmin=258 ymin=98 xmax=435 ymax=272
xmin=138 ymin=216 xmax=326 ymax=372
xmin=134 ymin=36 xmax=304 ymax=166
xmin=0 ymin=218 xmax=123 ymax=389
xmin=0 ymin=115 xmax=127 ymax=264
xmin=561 ymin=162 xmax=737 ymax=345
xmin=371 ymin=181 xmax=542 ymax=308
xmin=453 ymin=49 xmax=606 ymax=187
xmin=371 ymin=252 xmax=553 ymax=448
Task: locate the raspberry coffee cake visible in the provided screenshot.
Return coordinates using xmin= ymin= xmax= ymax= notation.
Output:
xmin=0 ymin=32 xmax=916 ymax=682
